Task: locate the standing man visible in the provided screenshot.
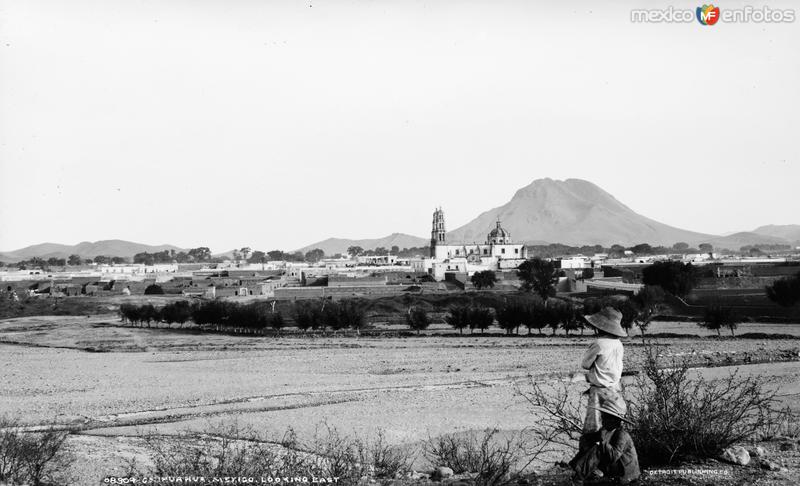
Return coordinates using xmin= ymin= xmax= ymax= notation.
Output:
xmin=578 ymin=307 xmax=627 ymax=442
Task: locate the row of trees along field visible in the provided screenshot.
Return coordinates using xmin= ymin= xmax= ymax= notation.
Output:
xmin=119 ymin=299 xmax=367 ymax=335
xmin=405 ymin=288 xmax=666 ymax=336
xmin=118 ymin=285 xmax=663 ymax=337
xmin=119 ymin=300 xmax=286 ymax=334
xmin=116 ymin=259 xmax=799 ymax=338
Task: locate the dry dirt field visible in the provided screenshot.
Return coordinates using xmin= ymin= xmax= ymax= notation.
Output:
xmin=2 ymin=315 xmax=800 ymax=485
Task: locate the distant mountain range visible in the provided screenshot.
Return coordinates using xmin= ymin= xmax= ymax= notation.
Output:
xmin=2 ymin=179 xmax=797 ymax=262
xmin=0 ymin=240 xmax=183 ymax=263
xmin=295 ymin=233 xmax=428 ymax=256
xmin=750 ymin=224 xmax=800 ymax=243
xmin=297 ymin=179 xmax=799 ymax=253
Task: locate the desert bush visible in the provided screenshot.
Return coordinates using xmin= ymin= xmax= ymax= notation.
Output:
xmin=310 ymin=423 xmax=368 ymax=482
xmin=756 ymin=405 xmax=800 ymax=441
xmin=366 ymin=429 xmax=414 ymax=479
xmin=627 ymin=345 xmax=782 ymax=464
xmin=144 ymin=423 xmax=325 ymax=483
xmin=517 ymin=343 xmax=786 ymax=467
xmin=0 ymin=417 xmax=70 ymax=486
xmin=143 ymin=422 xmax=413 ymax=485
xmin=516 ymin=380 xmax=584 ymax=455
xmin=423 ymin=429 xmax=529 ymax=485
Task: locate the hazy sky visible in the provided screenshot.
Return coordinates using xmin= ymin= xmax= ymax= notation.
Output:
xmin=1 ymin=0 xmax=798 ymax=253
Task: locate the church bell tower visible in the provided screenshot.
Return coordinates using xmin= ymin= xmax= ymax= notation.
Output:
xmin=430 ymin=207 xmax=446 ymax=258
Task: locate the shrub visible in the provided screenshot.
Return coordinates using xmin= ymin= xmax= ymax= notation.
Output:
xmin=144 ymin=422 xmax=324 ymax=482
xmin=144 ymin=284 xmax=164 ymax=295
xmin=309 ymin=423 xmax=366 ymax=482
xmin=423 ymin=429 xmax=529 ymax=485
xmin=471 ymin=270 xmax=498 ymax=290
xmin=0 ymin=416 xmax=70 ymax=486
xmin=765 ymin=271 xmax=800 ymax=307
xmin=627 ymin=345 xmax=780 ymax=465
xmin=517 ymin=344 xmax=787 ymax=467
xmin=367 ymin=429 xmax=414 ymax=479
xmin=141 ymin=422 xmax=414 ymax=485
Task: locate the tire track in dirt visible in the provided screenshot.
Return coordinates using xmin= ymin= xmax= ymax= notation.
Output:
xmin=16 ymin=376 xmax=526 ymax=434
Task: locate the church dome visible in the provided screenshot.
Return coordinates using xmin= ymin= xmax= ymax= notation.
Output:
xmin=488 ymin=220 xmax=510 ymax=243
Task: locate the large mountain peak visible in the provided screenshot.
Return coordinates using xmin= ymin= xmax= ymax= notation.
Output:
xmin=446 ymin=178 xmax=710 ymax=246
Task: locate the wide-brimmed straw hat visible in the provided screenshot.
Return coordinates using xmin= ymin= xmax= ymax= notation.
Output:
xmin=584 ymin=307 xmax=627 ymax=338
xmin=588 ymin=393 xmax=634 ymax=424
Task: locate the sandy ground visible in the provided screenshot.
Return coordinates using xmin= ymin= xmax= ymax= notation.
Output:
xmin=2 ymin=316 xmax=800 ymax=485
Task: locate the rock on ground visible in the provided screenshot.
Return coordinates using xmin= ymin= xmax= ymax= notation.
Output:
xmin=721 ymin=446 xmax=751 ymax=466
xmin=431 ymin=466 xmax=454 ymax=481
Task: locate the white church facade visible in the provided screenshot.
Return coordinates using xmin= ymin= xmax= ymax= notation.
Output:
xmin=426 ymin=208 xmax=528 ymax=280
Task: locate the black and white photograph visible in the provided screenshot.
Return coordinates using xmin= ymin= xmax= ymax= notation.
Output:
xmin=1 ymin=1 xmax=799 ymax=485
